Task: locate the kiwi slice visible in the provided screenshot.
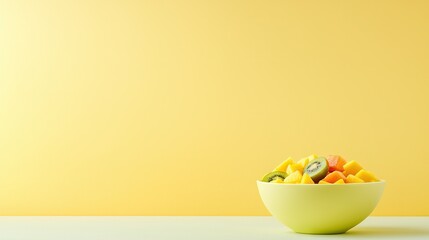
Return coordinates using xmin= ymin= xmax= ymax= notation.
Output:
xmin=304 ymin=157 xmax=329 ymax=183
xmin=262 ymin=171 xmax=287 ymax=182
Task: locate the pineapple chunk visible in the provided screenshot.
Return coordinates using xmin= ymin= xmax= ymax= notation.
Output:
xmin=297 ymin=158 xmax=309 ymax=169
xmin=343 ymin=160 xmax=363 ymax=176
xmin=283 ymin=171 xmax=302 ymax=184
xmin=301 ymin=173 xmax=315 ymax=184
xmin=334 ymin=179 xmax=345 ymax=184
xmin=307 ymin=154 xmax=318 ymax=161
xmin=286 ymin=163 xmax=304 ymax=175
xmin=270 ymin=178 xmax=284 ymax=183
xmin=273 ymin=157 xmax=294 ymax=172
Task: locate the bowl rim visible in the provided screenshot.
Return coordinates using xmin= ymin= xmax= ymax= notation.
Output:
xmin=257 ymin=179 xmax=386 ymax=185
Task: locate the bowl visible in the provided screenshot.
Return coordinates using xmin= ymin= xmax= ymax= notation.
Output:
xmin=257 ymin=180 xmax=385 ymax=234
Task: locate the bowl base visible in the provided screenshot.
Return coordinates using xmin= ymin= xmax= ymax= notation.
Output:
xmin=293 ymin=230 xmax=348 ymax=235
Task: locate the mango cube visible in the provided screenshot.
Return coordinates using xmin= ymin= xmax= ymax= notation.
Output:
xmin=356 ymin=169 xmax=379 ymax=182
xmin=326 ymin=155 xmax=347 ymax=172
xmin=318 ymin=180 xmax=331 ymax=184
xmin=343 ymin=160 xmax=363 ymax=176
xmin=322 ymin=171 xmax=346 ymax=183
xmin=346 ymin=174 xmax=365 ymax=183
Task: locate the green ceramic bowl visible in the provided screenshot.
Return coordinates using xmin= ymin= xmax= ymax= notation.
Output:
xmin=257 ymin=180 xmax=385 ymax=234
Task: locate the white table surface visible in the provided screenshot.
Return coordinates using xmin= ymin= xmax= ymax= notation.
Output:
xmin=0 ymin=216 xmax=427 ymax=240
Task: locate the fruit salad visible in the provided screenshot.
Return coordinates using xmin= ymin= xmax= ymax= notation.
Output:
xmin=261 ymin=155 xmax=380 ymax=184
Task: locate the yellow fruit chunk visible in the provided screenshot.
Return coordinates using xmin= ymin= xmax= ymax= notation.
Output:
xmin=270 ymin=178 xmax=284 ymax=183
xmin=346 ymin=174 xmax=365 ymax=183
xmin=334 ymin=179 xmax=345 ymax=184
xmin=301 ymin=173 xmax=315 ymax=184
xmin=286 ymin=163 xmax=304 ymax=175
xmin=323 ymin=171 xmax=346 ymax=183
xmin=356 ymin=169 xmax=379 ymax=182
xmin=273 ymin=157 xmax=294 ymax=172
xmin=318 ymin=180 xmax=331 ymax=184
xmin=297 ymin=158 xmax=309 ymax=169
xmin=343 ymin=160 xmax=363 ymax=176
xmin=307 ymin=154 xmax=318 ymax=161
xmin=296 ymin=154 xmax=318 ymax=169
xmin=284 ymin=171 xmax=302 ymax=184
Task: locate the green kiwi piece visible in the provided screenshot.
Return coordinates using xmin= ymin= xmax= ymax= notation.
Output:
xmin=304 ymin=157 xmax=329 ymax=183
xmin=262 ymin=171 xmax=287 ymax=182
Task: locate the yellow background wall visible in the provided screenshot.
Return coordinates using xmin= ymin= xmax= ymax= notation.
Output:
xmin=1 ymin=0 xmax=428 ymax=215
